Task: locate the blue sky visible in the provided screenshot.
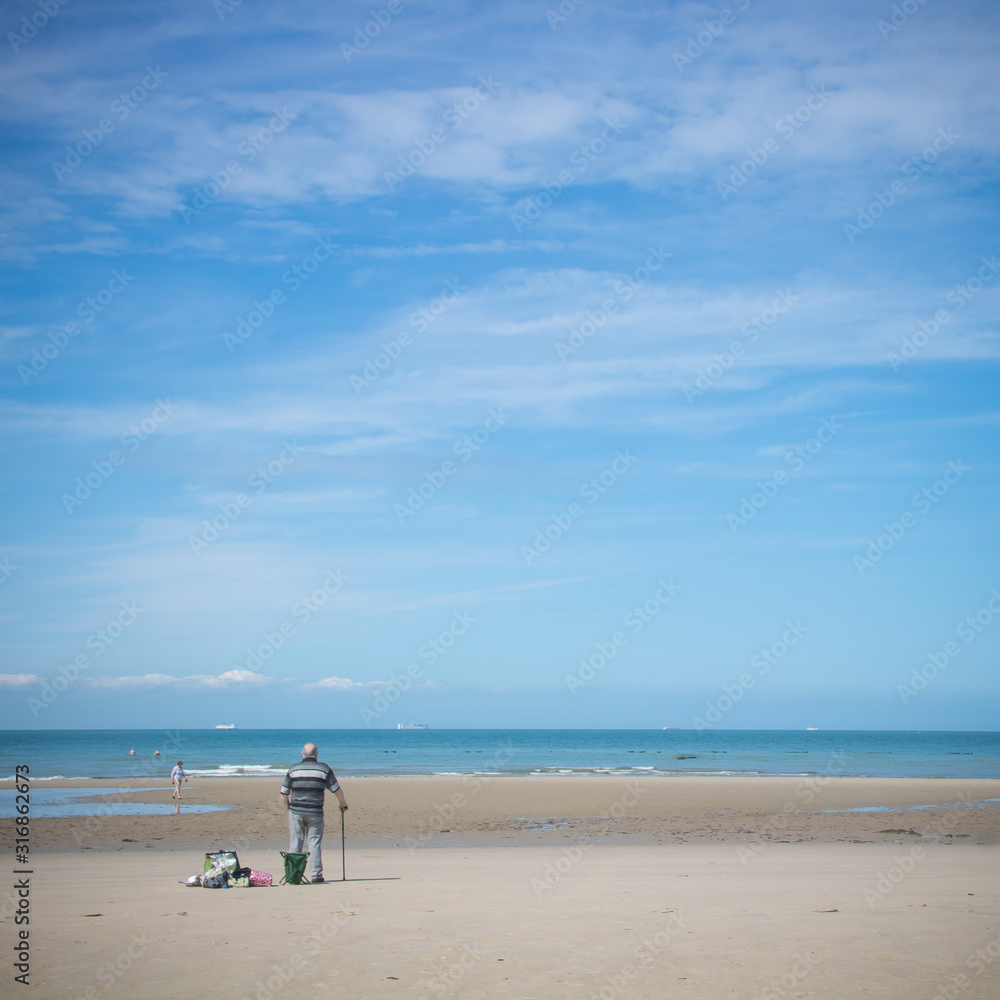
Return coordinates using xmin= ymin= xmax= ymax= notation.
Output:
xmin=1 ymin=0 xmax=998 ymax=730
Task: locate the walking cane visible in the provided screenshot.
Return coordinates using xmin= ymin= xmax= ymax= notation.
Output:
xmin=340 ymin=807 xmax=346 ymax=881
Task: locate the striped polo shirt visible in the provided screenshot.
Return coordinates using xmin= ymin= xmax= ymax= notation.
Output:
xmin=280 ymin=758 xmax=339 ymax=814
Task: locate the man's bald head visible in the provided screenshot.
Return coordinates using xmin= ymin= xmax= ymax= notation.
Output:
xmin=302 ymin=743 xmax=318 ymax=759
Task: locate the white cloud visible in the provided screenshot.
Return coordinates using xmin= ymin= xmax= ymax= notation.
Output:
xmin=301 ymin=676 xmax=388 ymax=691
xmin=351 ymin=239 xmax=567 ymax=259
xmin=5 ymin=266 xmax=997 ymax=459
xmin=84 ymin=673 xmax=179 ymax=689
xmin=203 ymin=669 xmax=273 ymax=687
xmin=301 ymin=676 xmax=440 ymax=692
xmin=0 ymin=674 xmax=42 ymax=687
xmin=5 ymin=9 xmax=997 ymax=224
xmin=84 ymin=670 xmax=274 ymax=690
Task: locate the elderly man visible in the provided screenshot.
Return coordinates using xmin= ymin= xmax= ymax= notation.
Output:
xmin=279 ymin=742 xmax=348 ymax=883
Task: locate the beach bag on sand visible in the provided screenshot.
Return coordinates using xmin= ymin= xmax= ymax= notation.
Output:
xmin=280 ymin=851 xmax=310 ymax=885
xmin=248 ymin=870 xmax=272 ymax=887
xmin=229 ymin=866 xmax=252 ymax=888
xmin=202 ymin=867 xmax=230 ymax=889
xmin=204 ymin=850 xmax=240 ymax=874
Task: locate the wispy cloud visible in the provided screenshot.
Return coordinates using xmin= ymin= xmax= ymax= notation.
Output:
xmin=300 ymin=676 xmax=390 ymax=691
xmin=0 ymin=674 xmax=43 ymax=687
xmin=300 ymin=676 xmax=440 ymax=692
xmin=84 ymin=670 xmax=274 ymax=690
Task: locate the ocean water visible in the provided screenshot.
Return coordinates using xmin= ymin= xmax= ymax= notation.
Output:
xmin=1 ymin=729 xmax=998 ymax=781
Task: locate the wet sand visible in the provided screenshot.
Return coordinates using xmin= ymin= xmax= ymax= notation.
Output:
xmin=11 ymin=774 xmax=1000 ymax=851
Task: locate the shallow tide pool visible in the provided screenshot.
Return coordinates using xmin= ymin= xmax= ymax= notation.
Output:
xmin=0 ymin=786 xmax=230 ymax=818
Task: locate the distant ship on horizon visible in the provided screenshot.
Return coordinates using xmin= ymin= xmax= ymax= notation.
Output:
xmin=397 ymin=723 xmax=428 ymax=730
xmin=215 ymin=724 xmax=237 ymax=729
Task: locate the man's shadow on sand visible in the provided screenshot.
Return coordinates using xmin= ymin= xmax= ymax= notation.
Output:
xmin=307 ymin=877 xmax=401 ymax=883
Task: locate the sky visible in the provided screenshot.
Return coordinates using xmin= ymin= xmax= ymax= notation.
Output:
xmin=0 ymin=0 xmax=997 ymax=731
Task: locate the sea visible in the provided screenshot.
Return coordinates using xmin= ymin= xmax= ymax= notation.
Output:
xmin=1 ymin=729 xmax=998 ymax=782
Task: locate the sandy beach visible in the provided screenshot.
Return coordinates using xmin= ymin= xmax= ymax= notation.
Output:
xmin=3 ymin=776 xmax=1000 ymax=998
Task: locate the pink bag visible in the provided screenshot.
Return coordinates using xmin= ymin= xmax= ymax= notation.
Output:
xmin=248 ymin=870 xmax=272 ymax=887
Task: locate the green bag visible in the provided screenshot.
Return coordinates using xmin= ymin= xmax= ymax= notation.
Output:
xmin=280 ymin=851 xmax=310 ymax=885
xmin=204 ymin=850 xmax=240 ymax=873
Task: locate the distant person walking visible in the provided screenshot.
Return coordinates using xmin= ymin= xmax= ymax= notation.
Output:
xmin=279 ymin=743 xmax=348 ymax=883
xmin=171 ymin=761 xmax=186 ymax=799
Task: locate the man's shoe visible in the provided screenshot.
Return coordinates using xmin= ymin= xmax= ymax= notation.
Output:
xmin=311 ymin=876 xmax=324 ymax=883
